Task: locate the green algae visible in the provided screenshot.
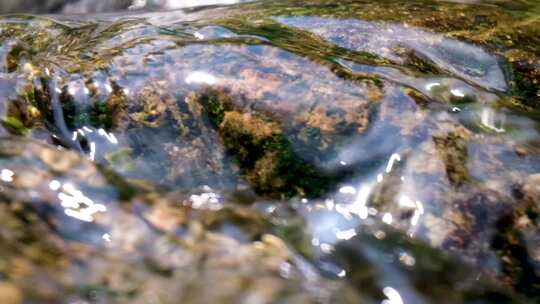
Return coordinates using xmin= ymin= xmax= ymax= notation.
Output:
xmin=199 ymin=89 xmax=341 ymax=198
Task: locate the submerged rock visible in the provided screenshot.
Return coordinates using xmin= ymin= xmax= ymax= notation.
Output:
xmin=0 ymin=138 xmax=361 ymax=303
xmin=0 ymin=137 xmax=530 ymax=303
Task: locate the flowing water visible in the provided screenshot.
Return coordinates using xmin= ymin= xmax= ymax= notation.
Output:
xmin=0 ymin=0 xmax=539 ymax=303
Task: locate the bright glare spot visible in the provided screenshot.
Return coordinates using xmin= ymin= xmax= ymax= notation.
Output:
xmin=385 ymin=153 xmax=401 ymax=173
xmin=0 ymin=169 xmax=14 ymax=182
xmin=72 ymin=131 xmax=78 ymax=141
xmin=68 ymin=85 xmax=77 ymax=95
xmin=377 ymin=173 xmax=383 ymax=183
xmin=129 ymin=0 xmax=147 ymax=9
xmin=450 ymin=88 xmax=465 ymax=97
xmin=189 ymin=192 xmax=221 ymax=210
xmin=480 ymin=107 xmax=506 ymax=133
xmin=348 ymin=185 xmax=371 ymax=219
xmin=49 ymin=180 xmax=61 ymax=191
xmin=339 ymin=185 xmax=356 ymax=195
xmin=425 ymin=82 xmax=440 ymax=91
xmin=58 ymin=183 xmax=107 ymax=222
xmin=382 ymin=213 xmax=393 ymax=224
xmin=325 ymin=199 xmax=335 ymax=210
xmin=185 ymin=71 xmax=216 ymax=85
xmin=452 ymin=107 xmax=461 ymax=112
xmin=83 ymin=87 xmax=90 ymax=95
xmin=337 ymin=270 xmax=346 ymax=277
xmin=301 ymin=198 xmax=308 ymax=204
xmin=339 ymin=160 xmax=347 ymax=166
xmin=415 ymin=200 xmax=424 ymax=215
xmin=102 ymin=233 xmax=112 ymax=242
xmin=399 ymin=195 xmax=416 ymax=208
xmin=411 ymin=200 xmax=425 ymax=226
xmin=89 ymin=141 xmax=96 ymax=161
xmin=399 ymin=195 xmax=424 ymax=226
xmin=62 ymin=183 xmax=76 ymax=194
xmin=400 ymin=176 xmax=405 ymax=181
xmin=356 ymin=186 xmax=370 ymax=204
xmin=336 ymin=228 xmax=357 ymax=240
xmin=320 ymin=243 xmax=334 ymax=254
xmin=104 ymin=83 xmax=113 ymax=93
xmin=98 ymin=128 xmax=119 ymax=144
xmin=382 ymin=287 xmax=404 ymax=304
xmin=194 ymin=32 xmax=205 ymax=40
xmin=311 ymin=238 xmax=320 ymax=246
xmin=83 ymin=126 xmax=93 ymax=133
xmin=65 ymin=209 xmax=93 ymax=222
xmin=54 ymin=87 xmax=62 ymax=94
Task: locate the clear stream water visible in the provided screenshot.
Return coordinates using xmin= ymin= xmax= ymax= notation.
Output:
xmin=0 ymin=0 xmax=539 ymax=303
